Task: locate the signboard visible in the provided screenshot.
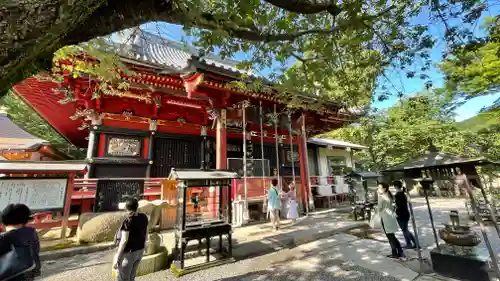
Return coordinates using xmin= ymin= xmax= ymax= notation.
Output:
xmin=0 ymin=178 xmax=68 ymax=212
xmin=106 ymin=137 xmax=142 ymax=157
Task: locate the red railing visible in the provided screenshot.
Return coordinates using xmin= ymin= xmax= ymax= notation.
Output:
xmin=310 ymin=176 xmax=336 ymax=185
xmin=231 ymin=177 xmax=272 ymax=201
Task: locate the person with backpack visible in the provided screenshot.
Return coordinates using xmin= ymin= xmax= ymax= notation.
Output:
xmin=112 ymin=198 xmax=148 ymax=281
xmin=0 ymin=203 xmax=41 ymax=281
xmin=267 ymin=179 xmax=281 ymax=231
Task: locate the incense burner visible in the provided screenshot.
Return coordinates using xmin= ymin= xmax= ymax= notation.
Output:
xmin=438 ymin=211 xmax=481 ymax=247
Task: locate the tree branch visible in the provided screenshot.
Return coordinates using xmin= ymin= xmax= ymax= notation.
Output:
xmin=264 ymin=0 xmax=341 ymax=16
xmin=180 ymin=4 xmax=395 ymax=43
xmin=0 ymin=0 xmax=393 ymax=98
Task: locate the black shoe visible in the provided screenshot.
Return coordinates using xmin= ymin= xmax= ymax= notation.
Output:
xmin=386 ymin=254 xmax=398 ymax=259
xmin=404 ymin=244 xmax=416 ymax=249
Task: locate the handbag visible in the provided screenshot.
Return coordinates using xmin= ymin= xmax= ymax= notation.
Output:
xmin=0 ymin=236 xmax=36 ymax=281
xmin=369 ymin=210 xmax=382 ymax=229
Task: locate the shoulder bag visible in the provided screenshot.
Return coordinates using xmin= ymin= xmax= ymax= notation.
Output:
xmin=369 ymin=209 xmax=382 ymax=229
xmin=0 ymin=234 xmax=36 ymax=281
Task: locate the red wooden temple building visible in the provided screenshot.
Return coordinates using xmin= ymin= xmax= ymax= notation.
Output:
xmin=11 ymin=29 xmax=355 ymax=220
xmin=0 ymin=112 xmax=70 ymax=161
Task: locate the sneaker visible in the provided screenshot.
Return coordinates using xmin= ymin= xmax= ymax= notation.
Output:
xmin=404 ymin=245 xmax=416 ymax=250
xmin=386 ymin=255 xmax=398 ymax=259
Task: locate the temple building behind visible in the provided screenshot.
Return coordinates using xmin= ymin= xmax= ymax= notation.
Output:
xmin=0 ymin=112 xmax=70 ymax=161
xmin=10 ymin=28 xmax=360 ymax=219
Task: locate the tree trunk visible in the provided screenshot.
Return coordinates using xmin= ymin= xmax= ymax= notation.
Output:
xmin=0 ymin=0 xmax=177 ymax=96
xmin=0 ymin=0 xmax=350 ymax=97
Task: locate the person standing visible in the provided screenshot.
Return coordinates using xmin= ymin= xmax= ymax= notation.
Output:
xmin=113 ymin=198 xmax=148 ymax=281
xmin=377 ymin=182 xmax=406 ymax=260
xmin=393 ymin=180 xmax=417 ymax=249
xmin=267 ymin=179 xmax=281 ymax=231
xmin=0 ymin=203 xmax=41 ymax=281
xmin=286 ymin=182 xmax=298 ymax=224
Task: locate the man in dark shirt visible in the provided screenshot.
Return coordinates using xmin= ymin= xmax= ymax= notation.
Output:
xmin=113 ymin=198 xmax=148 ymax=281
xmin=0 ymin=204 xmax=41 ymax=281
xmin=393 ymin=181 xmax=417 ymax=249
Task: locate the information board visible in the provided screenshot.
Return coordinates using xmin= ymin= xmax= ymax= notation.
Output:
xmin=0 ymin=178 xmax=68 ymax=212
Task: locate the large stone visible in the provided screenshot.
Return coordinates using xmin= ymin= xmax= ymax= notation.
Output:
xmin=136 ymin=247 xmax=169 ymax=277
xmin=77 ymin=211 xmax=127 ymax=243
xmin=119 ymin=200 xmax=169 ymax=232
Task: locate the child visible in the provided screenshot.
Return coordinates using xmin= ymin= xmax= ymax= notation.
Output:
xmin=267 ymin=179 xmax=281 ymax=231
xmin=287 ymin=183 xmax=298 ymax=224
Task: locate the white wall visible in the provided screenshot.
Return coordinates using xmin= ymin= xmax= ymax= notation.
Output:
xmin=315 ymin=146 xmax=355 ymax=194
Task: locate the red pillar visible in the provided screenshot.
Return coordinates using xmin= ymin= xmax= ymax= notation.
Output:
xmin=61 ymin=173 xmax=75 ymax=238
xmin=210 ymin=109 xmax=227 ymax=218
xmin=216 ymin=109 xmax=227 ymax=170
xmin=298 ymin=115 xmax=311 ymax=214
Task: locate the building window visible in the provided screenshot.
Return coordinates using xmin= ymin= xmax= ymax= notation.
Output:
xmin=327 ymin=156 xmax=346 ymax=176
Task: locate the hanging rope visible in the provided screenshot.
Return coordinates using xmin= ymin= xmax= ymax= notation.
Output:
xmin=300 ymin=112 xmax=313 ymax=215
xmin=272 ymin=104 xmax=281 ymax=191
xmin=288 ymin=111 xmax=296 ymax=203
xmin=240 ymin=100 xmax=251 ymax=222
xmin=259 ymin=101 xmax=266 ymax=212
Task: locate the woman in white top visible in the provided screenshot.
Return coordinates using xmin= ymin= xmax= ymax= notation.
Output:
xmin=286 ymin=183 xmax=298 ymax=224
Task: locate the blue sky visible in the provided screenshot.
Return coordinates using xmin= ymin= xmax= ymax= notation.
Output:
xmin=141 ymin=7 xmax=499 ymax=122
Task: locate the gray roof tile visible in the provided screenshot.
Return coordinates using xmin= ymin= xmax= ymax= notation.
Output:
xmin=0 ymin=113 xmax=48 ymax=150
xmin=110 ymin=28 xmax=254 ymax=77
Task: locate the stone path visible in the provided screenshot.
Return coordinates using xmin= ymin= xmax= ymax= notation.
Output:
xmin=39 ymin=233 xmax=450 ymax=281
xmin=39 ymin=197 xmax=500 ymax=281
xmin=369 ymin=197 xmax=500 ymax=261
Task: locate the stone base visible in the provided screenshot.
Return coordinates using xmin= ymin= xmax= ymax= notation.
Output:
xmin=136 ymin=247 xmax=169 ymax=277
xmin=431 ymin=245 xmax=490 ymax=281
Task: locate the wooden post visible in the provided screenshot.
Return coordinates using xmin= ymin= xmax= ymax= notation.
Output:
xmin=216 ymin=109 xmax=227 ymax=170
xmin=422 ymin=184 xmax=440 ymax=249
xmin=298 ymin=119 xmax=310 ymax=215
xmin=403 ymin=179 xmax=424 ymax=271
xmin=61 ymin=173 xmax=75 ymax=239
xmin=212 ymin=109 xmax=227 ymax=218
xmin=476 ymin=178 xmax=500 ymax=239
xmin=461 ymin=174 xmax=500 ymax=279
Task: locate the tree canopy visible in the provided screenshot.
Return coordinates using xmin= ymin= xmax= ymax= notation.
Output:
xmin=439 ymin=16 xmax=500 ymax=98
xmin=1 ymin=0 xmax=496 ymax=108
xmin=322 ymin=92 xmax=499 ymax=171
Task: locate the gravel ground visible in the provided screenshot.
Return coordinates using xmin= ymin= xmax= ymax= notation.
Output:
xmin=40 ymin=243 xmax=405 ymax=281
xmin=40 ymin=198 xmax=481 ymax=281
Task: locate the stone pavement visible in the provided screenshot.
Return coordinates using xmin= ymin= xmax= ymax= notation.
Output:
xmin=39 ymin=211 xmax=366 ymax=280
xmin=162 ymin=210 xmax=364 ymax=260
xmin=39 ymin=232 xmax=456 ymax=281
xmin=39 ymin=198 xmax=499 ymax=281
xmin=368 ymin=197 xmax=500 ymax=262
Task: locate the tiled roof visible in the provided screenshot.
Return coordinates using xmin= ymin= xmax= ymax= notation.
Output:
xmin=111 ymin=29 xmax=255 ymax=77
xmin=11 ymin=78 xmax=89 ymax=148
xmin=383 ymin=150 xmax=498 ymax=172
xmin=308 ymin=138 xmax=367 ymax=150
xmin=0 ymin=113 xmax=49 ymax=150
